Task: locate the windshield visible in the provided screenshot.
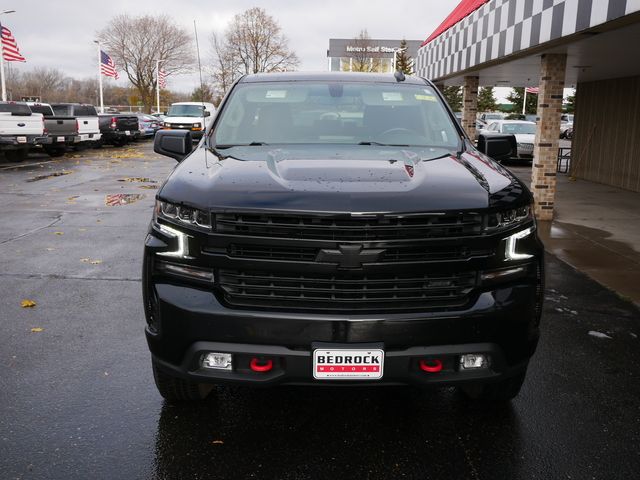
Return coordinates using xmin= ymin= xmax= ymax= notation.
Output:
xmin=167 ymin=105 xmax=204 ymax=117
xmin=212 ymin=82 xmax=459 ymax=148
xmin=484 ymin=113 xmax=503 ymax=120
xmin=501 ymin=123 xmax=536 ymax=135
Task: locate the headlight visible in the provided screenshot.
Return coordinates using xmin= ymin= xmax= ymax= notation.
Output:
xmin=192 ymin=122 xmax=202 ymax=129
xmin=155 ymin=200 xmax=212 ymax=229
xmin=164 ymin=122 xmax=170 ymax=127
xmin=486 ymin=205 xmax=533 ymax=232
xmin=504 ymin=226 xmax=535 ymax=261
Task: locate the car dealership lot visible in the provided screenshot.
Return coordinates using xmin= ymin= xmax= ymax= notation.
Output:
xmin=1 ymin=142 xmax=640 ymax=479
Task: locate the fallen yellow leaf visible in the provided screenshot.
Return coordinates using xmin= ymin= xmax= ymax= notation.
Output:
xmin=21 ymin=299 xmax=36 ymax=308
xmin=31 ymin=327 xmax=44 ymax=333
xmin=53 ymin=232 xmax=64 ymax=236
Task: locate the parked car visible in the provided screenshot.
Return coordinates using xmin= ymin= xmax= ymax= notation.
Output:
xmin=0 ymin=101 xmax=48 ymax=161
xmin=560 ymin=121 xmax=573 ymax=139
xmin=50 ymin=103 xmax=101 ymax=147
xmin=478 ymin=112 xmax=505 ymax=124
xmin=27 ymin=102 xmax=78 ymax=157
xmin=119 ymin=112 xmax=162 ymax=139
xmin=479 ymin=120 xmax=536 ymax=160
xmin=97 ymin=114 xmax=140 ymax=146
xmin=146 ymin=72 xmax=544 ymax=403
xmin=162 ymin=101 xmax=216 ymax=140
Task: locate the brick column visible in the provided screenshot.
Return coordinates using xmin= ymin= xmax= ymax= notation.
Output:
xmin=462 ymin=76 xmax=479 ymax=139
xmin=531 ymin=54 xmax=566 ymax=220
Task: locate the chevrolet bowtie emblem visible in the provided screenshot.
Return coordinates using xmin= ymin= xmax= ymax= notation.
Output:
xmin=315 ymin=245 xmax=385 ymax=269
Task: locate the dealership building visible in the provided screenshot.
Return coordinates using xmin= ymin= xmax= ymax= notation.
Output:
xmin=416 ymin=0 xmax=640 ymax=220
xmin=327 ymin=38 xmax=422 ymax=73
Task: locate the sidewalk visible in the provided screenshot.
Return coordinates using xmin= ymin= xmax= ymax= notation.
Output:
xmin=510 ymin=166 xmax=640 ymax=306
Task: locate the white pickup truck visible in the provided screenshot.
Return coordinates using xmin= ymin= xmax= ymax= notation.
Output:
xmin=163 ymin=101 xmax=216 ymax=141
xmin=50 ymin=103 xmax=102 ymax=147
xmin=0 ymin=101 xmax=48 ymax=162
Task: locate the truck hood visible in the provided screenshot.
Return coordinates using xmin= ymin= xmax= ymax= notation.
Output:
xmin=160 ymin=145 xmax=522 ymax=213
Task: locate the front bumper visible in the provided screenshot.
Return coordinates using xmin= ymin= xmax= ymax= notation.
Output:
xmin=145 ymin=270 xmax=542 ymax=387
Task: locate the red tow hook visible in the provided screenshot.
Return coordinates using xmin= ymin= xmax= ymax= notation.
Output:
xmin=250 ymin=357 xmax=273 ymax=373
xmin=419 ymin=359 xmax=443 ymax=373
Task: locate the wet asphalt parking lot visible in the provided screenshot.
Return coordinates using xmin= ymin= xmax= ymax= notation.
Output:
xmin=1 ymin=142 xmax=639 ymax=480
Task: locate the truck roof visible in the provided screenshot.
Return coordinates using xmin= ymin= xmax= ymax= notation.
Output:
xmin=238 ymin=71 xmax=429 ymax=85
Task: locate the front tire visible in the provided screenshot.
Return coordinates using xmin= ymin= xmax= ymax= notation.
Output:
xmin=460 ymin=370 xmax=527 ymax=402
xmin=152 ymin=361 xmax=212 ymax=402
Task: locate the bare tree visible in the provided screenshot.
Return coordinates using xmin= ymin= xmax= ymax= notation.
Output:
xmin=98 ymin=14 xmax=193 ymax=112
xmin=210 ymin=7 xmax=299 ymax=96
xmin=14 ymin=68 xmax=68 ymax=102
xmin=347 ymin=29 xmax=383 ymax=73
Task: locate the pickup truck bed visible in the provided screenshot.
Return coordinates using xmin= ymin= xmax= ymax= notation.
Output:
xmin=98 ymin=114 xmax=140 ymax=146
xmin=0 ymin=102 xmax=48 ymax=161
xmin=28 ymin=103 xmax=78 ymax=156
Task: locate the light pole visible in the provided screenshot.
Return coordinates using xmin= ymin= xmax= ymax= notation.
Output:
xmin=0 ymin=10 xmax=16 ymax=101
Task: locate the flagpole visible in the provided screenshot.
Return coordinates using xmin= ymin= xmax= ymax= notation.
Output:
xmin=522 ymin=88 xmax=527 ymax=115
xmin=156 ymin=59 xmax=160 ymax=114
xmin=94 ymin=40 xmax=104 ymax=113
xmin=0 ymin=39 xmax=6 ymax=102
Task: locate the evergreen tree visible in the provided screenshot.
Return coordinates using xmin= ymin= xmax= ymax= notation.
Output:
xmin=507 ymin=87 xmax=538 ymax=115
xmin=564 ymin=90 xmax=576 ymax=113
xmin=395 ymin=39 xmax=413 ymax=75
xmin=477 ymin=86 xmax=498 ymax=112
xmin=441 ymin=86 xmax=463 ymax=111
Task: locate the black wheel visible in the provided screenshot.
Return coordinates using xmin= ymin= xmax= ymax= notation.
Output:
xmin=152 ymin=360 xmax=212 ymax=402
xmin=44 ymin=146 xmax=66 ymax=157
xmin=460 ymin=370 xmax=527 ymax=402
xmin=5 ymin=148 xmax=28 ymax=162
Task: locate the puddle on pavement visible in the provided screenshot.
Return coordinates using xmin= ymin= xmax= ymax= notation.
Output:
xmin=538 ymin=220 xmax=640 ymax=303
xmin=105 ymin=193 xmax=145 ymax=206
xmin=118 ymin=177 xmax=157 ymax=183
xmin=26 ymin=171 xmax=73 ymax=182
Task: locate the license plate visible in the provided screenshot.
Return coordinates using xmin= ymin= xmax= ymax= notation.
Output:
xmin=57 ymin=136 xmax=65 ymax=142
xmin=313 ymin=349 xmax=384 ymax=380
xmin=125 ymin=130 xmax=130 ymax=135
xmin=17 ymin=136 xmax=27 ymax=143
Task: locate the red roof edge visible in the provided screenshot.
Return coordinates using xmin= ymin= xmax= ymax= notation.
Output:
xmin=421 ymin=0 xmax=490 ymax=47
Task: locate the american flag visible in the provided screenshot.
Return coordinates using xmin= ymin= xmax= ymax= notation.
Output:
xmin=100 ymin=50 xmax=119 ymax=80
xmin=1 ymin=25 xmax=26 ymax=62
xmin=158 ymin=68 xmax=168 ymax=89
xmin=525 ymin=87 xmax=539 ymax=94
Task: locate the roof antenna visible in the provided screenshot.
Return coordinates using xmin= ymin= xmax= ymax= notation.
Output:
xmin=394 ymin=70 xmax=406 ymax=82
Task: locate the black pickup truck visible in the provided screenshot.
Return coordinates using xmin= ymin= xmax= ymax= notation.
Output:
xmin=146 ymin=72 xmax=544 ymax=404
xmin=28 ymin=102 xmax=77 ymax=156
xmin=97 ymin=114 xmax=139 ymax=146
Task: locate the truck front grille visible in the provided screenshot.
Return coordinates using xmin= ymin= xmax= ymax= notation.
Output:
xmin=218 ymin=269 xmax=477 ymax=312
xmin=216 ymin=212 xmax=483 ymax=241
xmin=222 ymin=244 xmax=492 ymax=263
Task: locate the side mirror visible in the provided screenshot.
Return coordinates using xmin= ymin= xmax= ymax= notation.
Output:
xmin=477 ymin=134 xmax=516 ymax=163
xmin=154 ymin=130 xmax=193 ymax=162
xmin=204 ymin=110 xmax=211 ymax=117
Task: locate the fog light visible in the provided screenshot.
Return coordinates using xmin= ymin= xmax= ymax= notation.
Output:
xmin=202 ymin=352 xmax=232 ymax=370
xmin=460 ymin=354 xmax=488 ymax=370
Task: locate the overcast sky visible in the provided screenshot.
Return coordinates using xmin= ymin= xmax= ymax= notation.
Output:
xmin=5 ymin=0 xmax=460 ymax=93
